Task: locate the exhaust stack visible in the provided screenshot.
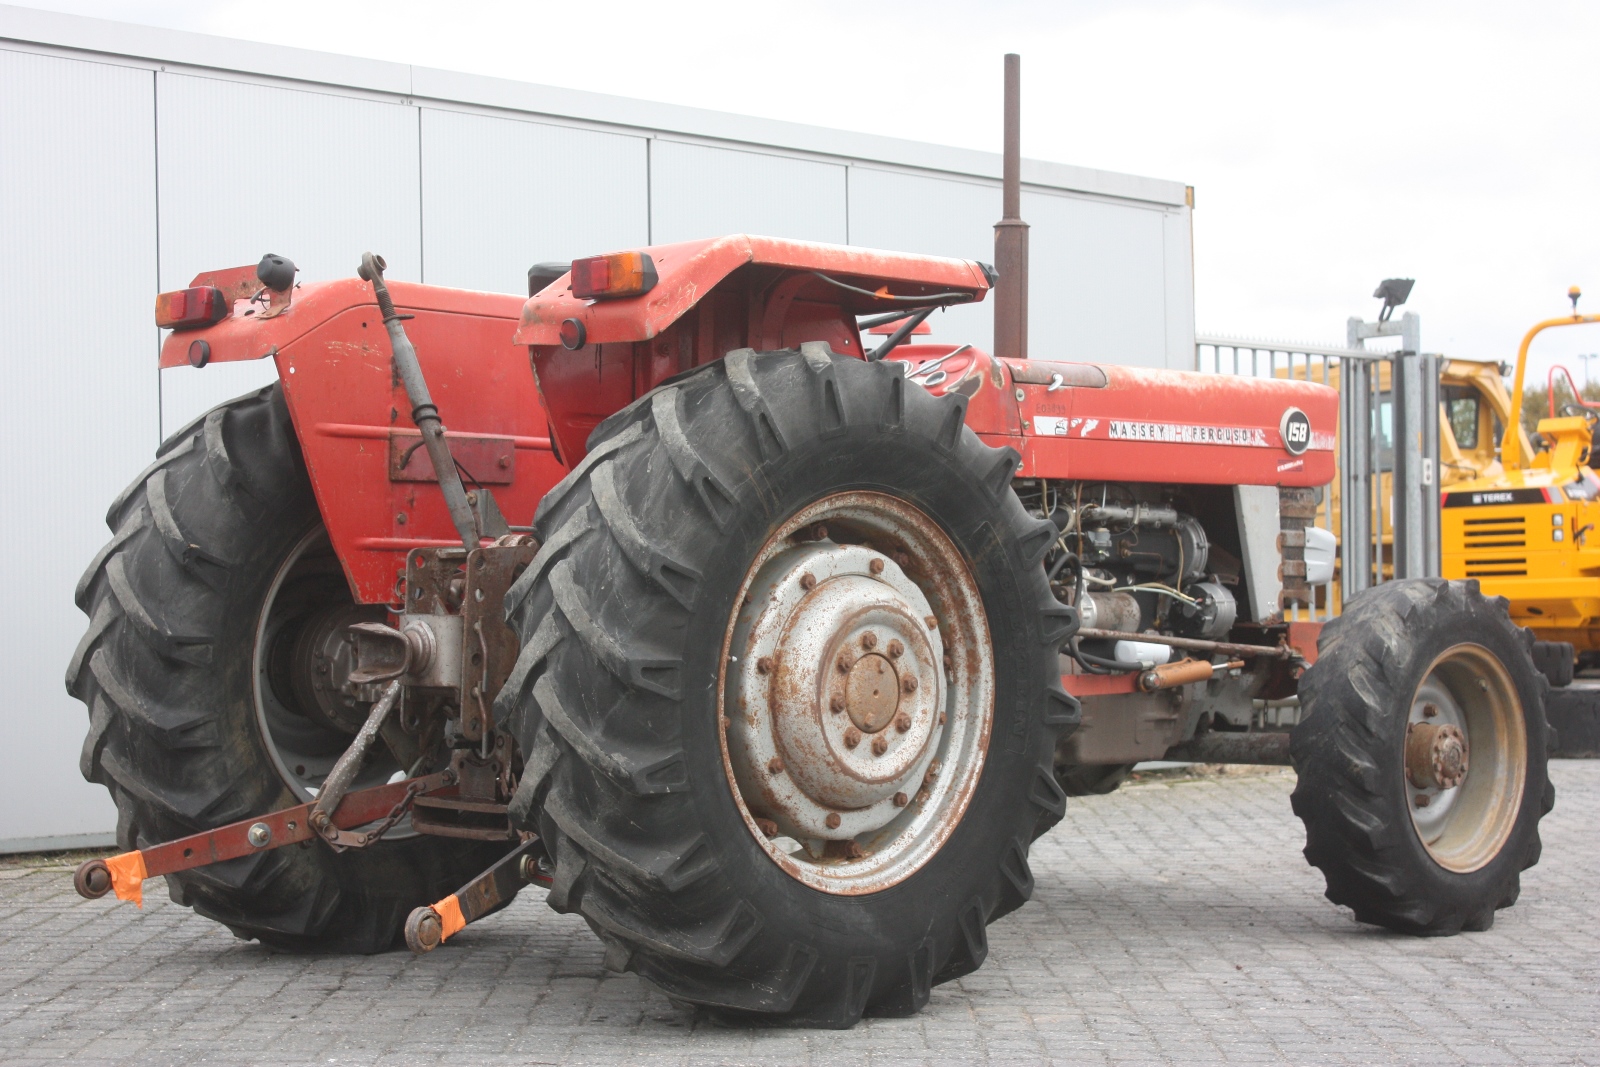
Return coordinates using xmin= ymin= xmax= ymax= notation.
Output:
xmin=993 ymin=53 xmax=1029 ymax=361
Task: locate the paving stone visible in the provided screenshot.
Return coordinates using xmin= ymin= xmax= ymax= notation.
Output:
xmin=1 ymin=764 xmax=1596 ymax=1065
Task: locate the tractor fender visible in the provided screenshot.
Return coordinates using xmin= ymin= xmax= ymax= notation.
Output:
xmin=161 ymin=277 xmax=567 ymax=605
xmin=513 ymin=234 xmax=991 ymax=349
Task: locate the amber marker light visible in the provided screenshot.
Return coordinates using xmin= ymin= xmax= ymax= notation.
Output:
xmin=154 ymin=287 xmax=229 ymax=330
xmin=570 ymin=251 xmax=659 ymax=300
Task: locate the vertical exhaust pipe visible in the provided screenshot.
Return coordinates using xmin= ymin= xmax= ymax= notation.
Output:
xmin=993 ymin=53 xmax=1029 ymax=361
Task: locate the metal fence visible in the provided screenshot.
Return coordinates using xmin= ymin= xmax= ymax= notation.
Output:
xmin=1196 ymin=330 xmax=1440 ymax=620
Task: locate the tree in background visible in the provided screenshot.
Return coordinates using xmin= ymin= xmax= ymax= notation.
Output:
xmin=1518 ymin=376 xmax=1600 ymax=440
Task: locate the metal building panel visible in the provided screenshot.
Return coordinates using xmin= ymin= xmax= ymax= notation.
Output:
xmin=1023 ymin=189 xmax=1169 ymax=368
xmin=0 ymin=48 xmax=155 ymax=849
xmin=846 ymin=166 xmax=998 ymax=351
xmin=420 ymin=109 xmax=649 ymax=295
xmin=1164 ymin=206 xmax=1197 ymax=369
xmin=156 ymin=72 xmax=421 ymax=438
xmin=650 ymin=140 xmax=846 ymax=246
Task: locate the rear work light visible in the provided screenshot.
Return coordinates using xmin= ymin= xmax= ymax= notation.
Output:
xmin=154 ymin=287 xmax=229 ymax=330
xmin=570 ymin=251 xmax=658 ymax=300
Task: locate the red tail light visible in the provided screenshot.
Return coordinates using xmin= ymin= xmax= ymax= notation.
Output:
xmin=570 ymin=251 xmax=658 ymax=300
xmin=154 ymin=287 xmax=229 ymax=330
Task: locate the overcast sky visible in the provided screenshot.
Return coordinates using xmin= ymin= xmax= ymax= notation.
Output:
xmin=18 ymin=0 xmax=1600 ymax=385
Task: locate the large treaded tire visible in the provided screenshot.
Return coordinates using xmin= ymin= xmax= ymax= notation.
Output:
xmin=68 ymin=384 xmax=507 ymax=951
xmin=497 ymin=346 xmax=1078 ymax=1027
xmin=1291 ymin=579 xmax=1554 ymax=935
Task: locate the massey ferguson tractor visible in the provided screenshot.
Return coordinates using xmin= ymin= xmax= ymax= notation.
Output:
xmin=66 ymin=63 xmax=1552 ymax=1029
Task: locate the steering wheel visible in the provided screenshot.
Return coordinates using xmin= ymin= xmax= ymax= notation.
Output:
xmin=1559 ymin=402 xmax=1600 ymax=428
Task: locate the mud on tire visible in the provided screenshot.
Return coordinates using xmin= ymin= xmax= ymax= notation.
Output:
xmin=497 ymin=345 xmax=1079 ymax=1026
xmin=68 ymin=385 xmax=507 ymax=951
xmin=1291 ymin=578 xmax=1553 ymax=936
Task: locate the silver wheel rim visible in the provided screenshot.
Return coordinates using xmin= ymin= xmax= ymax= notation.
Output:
xmin=1406 ymin=643 xmax=1526 ymax=873
xmin=253 ymin=526 xmax=410 ymax=825
xmin=718 ymin=491 xmax=994 ymax=895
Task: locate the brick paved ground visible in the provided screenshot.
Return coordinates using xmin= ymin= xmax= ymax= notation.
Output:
xmin=2 ymin=762 xmax=1596 ymax=1066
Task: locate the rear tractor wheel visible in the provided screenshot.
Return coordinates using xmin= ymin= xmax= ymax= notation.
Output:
xmin=1292 ymin=579 xmax=1553 ymax=935
xmin=68 ymin=384 xmax=508 ymax=951
xmin=498 ymin=344 xmax=1079 ymax=1026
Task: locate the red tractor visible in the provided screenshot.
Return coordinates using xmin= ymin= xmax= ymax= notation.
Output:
xmin=66 ymin=230 xmax=1554 ymax=1024
xmin=66 ymin=72 xmax=1553 ymax=1023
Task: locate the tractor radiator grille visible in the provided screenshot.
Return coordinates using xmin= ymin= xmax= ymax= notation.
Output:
xmin=1462 ymin=516 xmax=1526 ymax=576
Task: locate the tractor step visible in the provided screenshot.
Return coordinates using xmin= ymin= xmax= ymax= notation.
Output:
xmin=405 ymin=838 xmax=550 ymax=952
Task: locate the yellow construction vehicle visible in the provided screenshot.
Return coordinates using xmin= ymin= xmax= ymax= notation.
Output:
xmin=1277 ymin=355 xmax=1531 ymax=606
xmin=1441 ymin=287 xmax=1600 ymax=755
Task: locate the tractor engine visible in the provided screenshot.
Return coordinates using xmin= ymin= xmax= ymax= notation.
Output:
xmin=1025 ymin=481 xmax=1238 ymax=651
xmin=1016 ymin=477 xmax=1329 ymax=791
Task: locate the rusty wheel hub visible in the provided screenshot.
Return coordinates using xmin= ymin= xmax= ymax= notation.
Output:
xmin=721 ymin=492 xmax=994 ymax=895
xmin=733 ymin=542 xmax=945 ymax=830
xmin=1405 ymin=644 xmax=1526 ymax=873
xmin=1405 ymin=720 xmax=1468 ymax=791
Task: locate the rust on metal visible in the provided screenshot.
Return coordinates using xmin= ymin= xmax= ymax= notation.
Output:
xmin=76 ymin=771 xmax=455 ymax=900
xmin=1007 ymin=361 xmax=1108 ymax=389
xmin=458 ymin=541 xmax=539 ymax=742
xmin=389 ymin=431 xmax=516 ymax=485
xmin=993 ymin=52 xmax=1029 ymax=362
xmin=405 ymin=839 xmax=546 ymax=953
xmin=716 ymin=491 xmax=995 ymax=896
xmin=1406 ymin=721 xmax=1469 ymax=790
xmin=1076 ymin=627 xmax=1295 ymax=661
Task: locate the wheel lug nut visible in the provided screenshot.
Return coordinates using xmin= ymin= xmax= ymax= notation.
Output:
xmin=837 ymin=653 xmax=853 ymax=673
xmin=894 ymin=712 xmax=912 ymax=733
xmin=767 ymin=757 xmax=784 ymax=775
xmin=756 ymin=818 xmax=779 ymax=837
xmin=812 ymin=523 xmax=828 ymax=541
xmin=1415 ymin=793 xmax=1430 ymax=807
xmin=938 ymin=712 xmax=947 ymax=725
xmin=893 ymin=792 xmax=909 ymax=807
xmin=830 ymin=694 xmax=845 ymax=714
xmin=756 ymin=656 xmax=774 ymax=674
xmin=901 ymin=675 xmax=918 ymax=693
xmin=861 ymin=632 xmax=878 ymax=650
xmin=845 ymin=841 xmax=865 ymax=859
xmin=888 ymin=640 xmax=904 ymax=659
xmin=844 ymin=726 xmax=862 ymax=748
xmin=1422 ymin=704 xmax=1439 ymax=718
xmin=869 ymin=558 xmax=885 ymax=575
xmin=825 ymin=812 xmax=841 ymax=829
xmin=800 ymin=572 xmax=817 ymax=590
xmin=872 ymin=734 xmax=889 ymax=756
xmin=925 ymin=616 xmax=937 ymax=629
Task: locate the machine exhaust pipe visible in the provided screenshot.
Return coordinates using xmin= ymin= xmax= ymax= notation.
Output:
xmin=993 ymin=53 xmax=1029 ymax=362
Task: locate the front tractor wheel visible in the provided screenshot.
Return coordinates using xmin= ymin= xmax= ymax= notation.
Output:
xmin=1292 ymin=579 xmax=1553 ymax=935
xmin=498 ymin=345 xmax=1078 ymax=1026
